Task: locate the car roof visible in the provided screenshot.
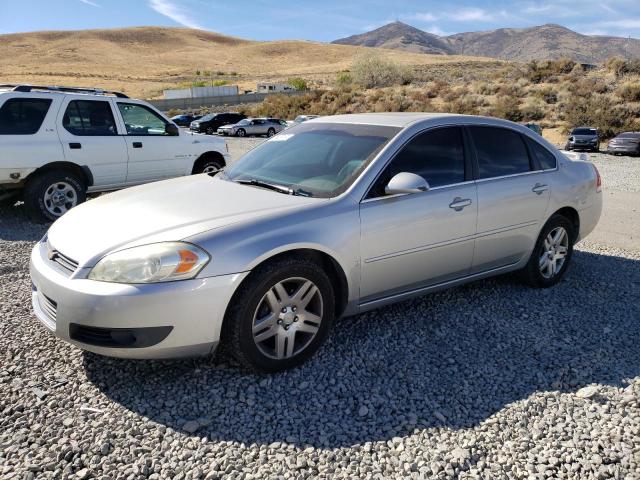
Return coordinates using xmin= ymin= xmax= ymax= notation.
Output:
xmin=306 ymin=112 xmax=530 ymax=129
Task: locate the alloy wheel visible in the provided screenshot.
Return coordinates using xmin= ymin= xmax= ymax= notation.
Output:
xmin=252 ymin=277 xmax=323 ymax=360
xmin=43 ymin=182 xmax=78 ymax=217
xmin=539 ymin=226 xmax=569 ymax=279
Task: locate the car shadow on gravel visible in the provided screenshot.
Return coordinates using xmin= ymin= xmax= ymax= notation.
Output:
xmin=0 ymin=203 xmax=48 ymax=241
xmin=82 ymin=250 xmax=639 ymax=449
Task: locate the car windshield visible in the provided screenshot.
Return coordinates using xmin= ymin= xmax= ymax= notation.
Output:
xmin=236 ymin=119 xmax=251 ymax=125
xmin=572 ymin=128 xmax=597 ymax=135
xmin=224 ymin=122 xmax=400 ymax=198
xmin=293 ymin=116 xmax=307 ymax=122
xmin=200 ymin=114 xmax=215 ymax=121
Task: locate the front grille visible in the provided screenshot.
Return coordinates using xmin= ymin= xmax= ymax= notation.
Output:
xmin=46 ymin=242 xmax=78 ymax=275
xmin=38 ymin=291 xmax=57 ymax=323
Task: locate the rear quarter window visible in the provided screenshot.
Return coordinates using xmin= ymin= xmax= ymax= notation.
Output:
xmin=0 ymin=98 xmax=52 ymax=135
xmin=526 ymin=138 xmax=557 ymax=170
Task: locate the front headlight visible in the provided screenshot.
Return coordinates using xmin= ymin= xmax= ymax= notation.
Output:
xmin=88 ymin=242 xmax=210 ymax=284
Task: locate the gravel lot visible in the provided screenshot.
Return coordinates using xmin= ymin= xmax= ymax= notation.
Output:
xmin=1 ymin=144 xmax=639 ymax=479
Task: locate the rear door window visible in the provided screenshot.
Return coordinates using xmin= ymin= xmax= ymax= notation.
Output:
xmin=469 ymin=126 xmax=532 ymax=179
xmin=0 ymin=98 xmax=52 ymax=135
xmin=63 ymin=100 xmax=117 ymax=136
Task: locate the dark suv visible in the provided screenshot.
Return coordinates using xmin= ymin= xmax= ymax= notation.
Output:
xmin=565 ymin=127 xmax=599 ymax=152
xmin=190 ymin=112 xmax=246 ymax=135
xmin=170 ymin=114 xmax=201 ymax=127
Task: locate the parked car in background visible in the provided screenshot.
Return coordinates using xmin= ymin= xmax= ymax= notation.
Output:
xmin=170 ymin=113 xmax=201 ymax=127
xmin=287 ymin=115 xmax=320 ymax=127
xmin=523 ymin=123 xmax=542 ymax=135
xmin=565 ymin=127 xmax=599 ymax=152
xmin=606 ymin=132 xmax=640 ymax=156
xmin=218 ymin=118 xmax=286 ymax=137
xmin=190 ymin=112 xmax=245 ymax=135
xmin=30 ymin=113 xmax=602 ymax=371
xmin=0 ymin=84 xmax=229 ymax=221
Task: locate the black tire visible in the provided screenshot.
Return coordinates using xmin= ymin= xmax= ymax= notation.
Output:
xmin=236 ymin=129 xmax=246 ymax=137
xmin=267 ymin=128 xmax=276 ymax=137
xmin=193 ymin=158 xmax=224 ymax=175
xmin=206 ymin=126 xmax=215 ymax=135
xmin=564 ymin=144 xmax=572 ymax=151
xmin=24 ymin=170 xmax=86 ymax=223
xmin=222 ymin=256 xmax=335 ymax=372
xmin=519 ymin=214 xmax=575 ymax=288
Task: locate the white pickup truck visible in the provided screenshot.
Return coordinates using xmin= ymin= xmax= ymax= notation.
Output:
xmin=0 ymin=85 xmax=230 ymax=221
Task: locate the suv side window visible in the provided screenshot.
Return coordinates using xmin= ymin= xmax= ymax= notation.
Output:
xmin=368 ymin=127 xmax=466 ymax=198
xmin=526 ymin=138 xmax=557 ymax=170
xmin=63 ymin=100 xmax=117 ymax=136
xmin=0 ymin=98 xmax=52 ymax=135
xmin=469 ymin=126 xmax=531 ymax=179
xmin=117 ymin=103 xmax=168 ymax=136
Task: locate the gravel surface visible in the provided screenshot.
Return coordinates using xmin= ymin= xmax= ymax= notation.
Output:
xmin=578 ymin=152 xmax=639 ymax=193
xmin=1 ymin=148 xmax=639 ymax=480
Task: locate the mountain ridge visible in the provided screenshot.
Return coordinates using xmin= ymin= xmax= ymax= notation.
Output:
xmin=333 ymin=22 xmax=640 ymax=62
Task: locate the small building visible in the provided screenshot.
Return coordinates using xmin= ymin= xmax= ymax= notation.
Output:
xmin=163 ymin=85 xmax=239 ymax=100
xmin=257 ymin=83 xmax=295 ymax=93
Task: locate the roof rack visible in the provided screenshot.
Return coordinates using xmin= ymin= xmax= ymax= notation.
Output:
xmin=0 ymin=84 xmax=129 ymax=98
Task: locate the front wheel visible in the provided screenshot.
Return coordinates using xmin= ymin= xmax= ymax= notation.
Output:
xmin=267 ymin=128 xmax=276 ymax=137
xmin=222 ymin=257 xmax=335 ymax=372
xmin=206 ymin=127 xmax=215 ymax=135
xmin=236 ymin=129 xmax=246 ymax=137
xmin=24 ymin=170 xmax=86 ymax=223
xmin=519 ymin=214 xmax=575 ymax=288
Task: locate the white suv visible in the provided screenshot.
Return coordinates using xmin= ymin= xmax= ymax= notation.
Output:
xmin=0 ymin=85 xmax=230 ymax=221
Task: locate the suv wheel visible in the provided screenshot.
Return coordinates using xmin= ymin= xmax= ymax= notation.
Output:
xmin=519 ymin=214 xmax=575 ymax=288
xmin=206 ymin=126 xmax=215 ymax=135
xmin=267 ymin=128 xmax=276 ymax=137
xmin=236 ymin=128 xmax=246 ymax=137
xmin=195 ymin=159 xmax=224 ymax=175
xmin=24 ymin=171 xmax=86 ymax=223
xmin=223 ymin=257 xmax=335 ymax=372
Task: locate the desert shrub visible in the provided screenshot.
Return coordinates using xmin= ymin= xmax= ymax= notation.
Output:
xmin=472 ymin=81 xmax=498 ymax=95
xmin=526 ymin=59 xmax=576 ymax=83
xmin=212 ymin=80 xmax=227 ymax=86
xmin=351 ymin=53 xmax=413 ymax=88
xmin=520 ymin=100 xmax=546 ymax=121
xmin=605 ymin=58 xmax=640 ymax=77
xmin=533 ymin=86 xmax=558 ymax=104
xmin=560 ymin=94 xmax=635 ymax=138
xmin=287 ymin=77 xmax=309 ymax=91
xmin=336 ymin=72 xmax=353 ymax=87
xmin=489 ymin=96 xmax=523 ymax=122
xmin=167 ymin=108 xmax=182 ymax=117
xmin=445 ymin=94 xmax=485 ymax=116
xmin=495 ymin=83 xmax=524 ymax=98
xmin=617 ymin=83 xmax=640 ymax=102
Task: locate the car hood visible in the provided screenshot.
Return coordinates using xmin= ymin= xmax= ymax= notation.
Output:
xmin=47 ymin=175 xmax=317 ymax=267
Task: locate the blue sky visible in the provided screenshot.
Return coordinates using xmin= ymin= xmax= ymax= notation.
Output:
xmin=1 ymin=0 xmax=640 ymax=40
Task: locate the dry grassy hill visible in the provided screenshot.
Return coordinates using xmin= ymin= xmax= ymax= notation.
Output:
xmin=0 ymin=26 xmax=495 ymax=98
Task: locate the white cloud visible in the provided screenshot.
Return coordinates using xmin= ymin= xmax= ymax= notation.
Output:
xmin=409 ymin=13 xmax=438 ymax=22
xmin=449 ymin=8 xmax=494 ymax=22
xmin=79 ymin=0 xmax=101 ymax=7
xmin=148 ymin=0 xmax=203 ymax=29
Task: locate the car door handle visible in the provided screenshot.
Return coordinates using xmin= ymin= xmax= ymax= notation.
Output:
xmin=132 ymin=142 xmax=143 ymax=148
xmin=69 ymin=143 xmax=81 ymax=149
xmin=532 ymin=183 xmax=549 ymax=195
xmin=449 ymin=197 xmax=472 ymax=211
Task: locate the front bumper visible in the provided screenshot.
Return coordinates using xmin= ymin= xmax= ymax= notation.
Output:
xmin=607 ymin=144 xmax=640 ymax=154
xmin=567 ymin=141 xmax=598 ymax=150
xmin=217 ymin=129 xmax=232 ymax=136
xmin=30 ymin=241 xmax=248 ymax=359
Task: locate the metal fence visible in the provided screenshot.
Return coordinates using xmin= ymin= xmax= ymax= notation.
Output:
xmin=148 ymin=90 xmax=309 ymax=112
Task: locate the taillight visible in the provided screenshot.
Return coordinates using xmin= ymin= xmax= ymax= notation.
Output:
xmin=593 ymin=164 xmax=602 ymax=192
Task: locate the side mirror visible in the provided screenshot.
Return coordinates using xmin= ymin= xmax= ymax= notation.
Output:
xmin=385 ymin=172 xmax=429 ymax=195
xmin=165 ymin=123 xmax=180 ymax=136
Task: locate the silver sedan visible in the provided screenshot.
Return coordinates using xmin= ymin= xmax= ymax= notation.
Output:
xmin=217 ymin=118 xmax=286 ymax=137
xmin=30 ymin=113 xmax=602 ymax=372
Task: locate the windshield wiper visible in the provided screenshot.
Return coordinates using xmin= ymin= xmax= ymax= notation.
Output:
xmin=235 ymin=178 xmax=294 ymax=195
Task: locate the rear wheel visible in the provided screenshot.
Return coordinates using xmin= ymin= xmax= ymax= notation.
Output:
xmin=222 ymin=257 xmax=335 ymax=372
xmin=193 ymin=157 xmax=224 ymax=175
xmin=24 ymin=170 xmax=86 ymax=223
xmin=519 ymin=214 xmax=575 ymax=288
